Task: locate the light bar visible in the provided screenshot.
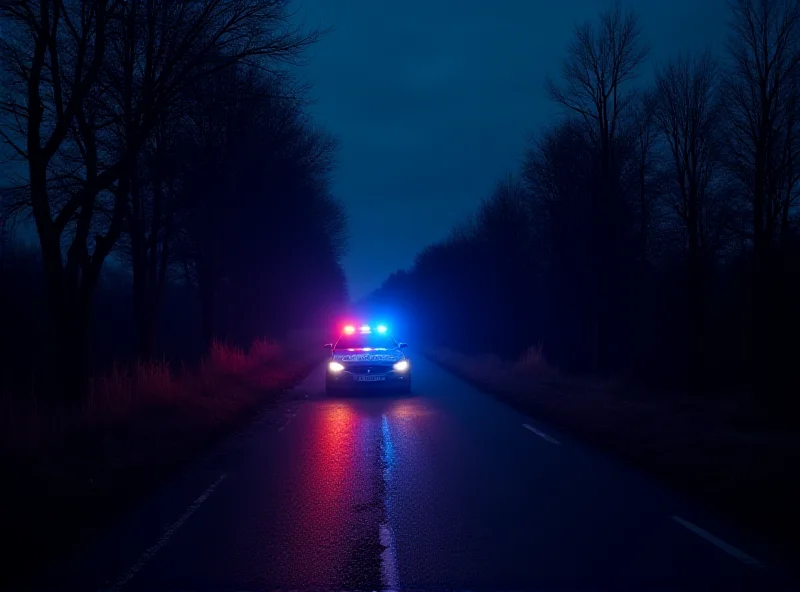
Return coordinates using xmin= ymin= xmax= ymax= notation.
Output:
xmin=343 ymin=325 xmax=355 ymax=334
xmin=360 ymin=324 xmax=371 ymax=333
xmin=377 ymin=325 xmax=387 ymax=333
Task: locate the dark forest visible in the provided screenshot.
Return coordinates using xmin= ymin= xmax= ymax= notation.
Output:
xmin=1 ymin=0 xmax=348 ymax=401
xmin=370 ymin=2 xmax=800 ymax=415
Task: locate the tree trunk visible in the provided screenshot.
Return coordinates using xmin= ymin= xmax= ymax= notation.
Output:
xmin=593 ymin=162 xmax=615 ymax=375
xmin=198 ymin=232 xmax=218 ymax=347
xmin=687 ymin=247 xmax=705 ymax=390
xmin=130 ymin=165 xmax=152 ymax=360
xmin=751 ymin=231 xmax=768 ymax=384
xmin=42 ymin=259 xmax=90 ymax=403
xmin=639 ymin=161 xmax=648 ymax=270
xmin=200 ymin=272 xmax=216 ymax=347
xmin=754 ymin=245 xmax=786 ymax=413
xmin=138 ymin=312 xmax=158 ymax=361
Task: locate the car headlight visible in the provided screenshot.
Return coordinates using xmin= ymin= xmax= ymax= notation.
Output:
xmin=393 ymin=360 xmax=409 ymax=372
xmin=328 ymin=361 xmax=344 ymax=372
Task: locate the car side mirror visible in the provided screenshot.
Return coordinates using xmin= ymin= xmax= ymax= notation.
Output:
xmin=398 ymin=343 xmax=408 ymax=349
xmin=324 ymin=343 xmax=333 ymax=349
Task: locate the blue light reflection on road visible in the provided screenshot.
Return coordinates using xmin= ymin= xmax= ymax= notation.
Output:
xmin=380 ymin=413 xmax=399 ymax=588
xmin=381 ymin=413 xmax=396 ymax=506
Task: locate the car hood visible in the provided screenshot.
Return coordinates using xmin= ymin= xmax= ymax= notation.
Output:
xmin=332 ymin=350 xmax=404 ymax=362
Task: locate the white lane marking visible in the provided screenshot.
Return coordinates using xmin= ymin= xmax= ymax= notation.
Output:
xmin=106 ymin=474 xmax=227 ymax=591
xmin=380 ymin=413 xmax=399 ymax=591
xmin=523 ymin=423 xmax=561 ymax=444
xmin=671 ymin=515 xmax=763 ymax=568
xmin=380 ymin=522 xmax=399 ymax=592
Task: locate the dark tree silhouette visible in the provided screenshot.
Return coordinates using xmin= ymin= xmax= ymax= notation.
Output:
xmin=653 ymin=51 xmax=724 ymax=386
xmin=546 ymin=1 xmax=649 ymax=372
xmin=623 ymin=89 xmax=660 ymax=270
xmin=724 ymin=0 xmax=800 ymax=399
xmin=169 ymin=67 xmax=347 ymax=347
xmin=0 ymin=0 xmax=323 ymax=398
xmin=367 ymin=1 xmax=800 ymax=409
xmin=523 ymin=119 xmax=607 ymax=368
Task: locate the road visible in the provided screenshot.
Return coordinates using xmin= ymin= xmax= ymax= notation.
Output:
xmin=31 ymin=356 xmax=791 ymax=591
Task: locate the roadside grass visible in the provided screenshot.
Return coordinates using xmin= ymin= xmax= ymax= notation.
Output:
xmin=424 ymin=345 xmax=800 ymax=560
xmin=0 ymin=338 xmax=321 ymax=587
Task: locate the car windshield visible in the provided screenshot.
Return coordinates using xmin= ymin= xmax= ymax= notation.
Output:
xmin=335 ymin=333 xmax=398 ymax=350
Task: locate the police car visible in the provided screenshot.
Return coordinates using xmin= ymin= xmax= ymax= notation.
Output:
xmin=324 ymin=324 xmax=411 ymax=393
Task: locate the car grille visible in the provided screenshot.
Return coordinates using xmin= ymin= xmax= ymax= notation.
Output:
xmin=347 ymin=364 xmax=393 ymax=375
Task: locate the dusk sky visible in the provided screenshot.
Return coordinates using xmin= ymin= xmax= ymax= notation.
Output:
xmin=293 ymin=1 xmax=727 ymax=299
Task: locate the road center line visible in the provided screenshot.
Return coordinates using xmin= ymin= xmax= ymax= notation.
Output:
xmin=380 ymin=414 xmax=399 ymax=591
xmin=523 ymin=423 xmax=561 ymax=444
xmin=105 ymin=473 xmax=227 ymax=591
xmin=380 ymin=522 xmax=399 ymax=591
xmin=671 ymin=515 xmax=763 ymax=568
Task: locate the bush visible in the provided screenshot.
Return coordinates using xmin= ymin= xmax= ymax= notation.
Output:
xmin=1 ymin=338 xmax=297 ymax=459
xmin=0 ymin=336 xmax=322 ymax=587
xmin=424 ymin=346 xmax=800 ymax=556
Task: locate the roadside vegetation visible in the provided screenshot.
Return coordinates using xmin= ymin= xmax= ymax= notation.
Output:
xmin=1 ymin=336 xmax=322 ymax=584
xmin=425 ymin=346 xmax=799 ymax=557
xmin=368 ymin=0 xmax=800 ymax=553
xmin=0 ymin=0 xmax=346 ymax=584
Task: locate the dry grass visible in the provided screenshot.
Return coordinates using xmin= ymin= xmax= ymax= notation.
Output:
xmin=208 ymin=337 xmax=282 ymax=375
xmin=424 ymin=345 xmax=800 ymax=557
xmin=0 ymin=338 xmax=321 ymax=586
xmin=428 ymin=344 xmax=561 ymax=393
xmin=1 ymin=339 xmax=301 ymax=456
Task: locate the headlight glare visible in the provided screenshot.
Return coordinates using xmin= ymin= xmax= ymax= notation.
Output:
xmin=328 ymin=361 xmax=344 ymax=372
xmin=393 ymin=360 xmax=409 ymax=372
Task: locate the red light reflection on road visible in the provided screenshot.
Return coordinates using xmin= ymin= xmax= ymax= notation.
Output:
xmin=305 ymin=402 xmax=356 ymax=508
xmin=390 ymin=399 xmax=430 ymax=420
xmin=277 ymin=398 xmax=430 ymax=587
xmin=282 ymin=402 xmax=361 ymax=584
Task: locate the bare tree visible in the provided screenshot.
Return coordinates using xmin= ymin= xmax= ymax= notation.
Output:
xmin=0 ymin=0 xmax=324 ymax=398
xmin=111 ymin=1 xmax=324 ymax=359
xmin=546 ymin=2 xmax=649 ymax=372
xmin=116 ymin=116 xmax=185 ymax=357
xmin=655 ymin=53 xmax=723 ymax=259
xmin=0 ymin=1 xmax=121 ymax=397
xmin=166 ymin=66 xmax=345 ymax=345
xmin=547 ymin=2 xmax=649 ymax=166
xmin=474 ymin=173 xmax=533 ymax=281
xmin=628 ymin=90 xmax=660 ymax=269
xmin=725 ymin=0 xmax=800 ymax=393
xmin=523 ymin=119 xmax=592 ymax=273
xmin=726 ymin=0 xmax=800 ymax=255
xmin=654 ymin=51 xmax=723 ymax=385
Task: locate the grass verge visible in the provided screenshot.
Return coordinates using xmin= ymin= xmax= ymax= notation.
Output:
xmin=424 ymin=345 xmax=800 ymax=563
xmin=0 ymin=338 xmax=321 ymax=587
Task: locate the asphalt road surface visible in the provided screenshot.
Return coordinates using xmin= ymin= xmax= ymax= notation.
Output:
xmin=31 ymin=356 xmax=793 ymax=591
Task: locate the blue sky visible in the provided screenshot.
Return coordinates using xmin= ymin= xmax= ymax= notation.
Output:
xmin=291 ymin=0 xmax=728 ymax=299
xmin=0 ymin=2 xmax=729 ymax=296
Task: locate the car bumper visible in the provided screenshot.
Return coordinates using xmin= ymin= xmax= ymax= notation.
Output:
xmin=326 ymin=370 xmax=410 ymax=389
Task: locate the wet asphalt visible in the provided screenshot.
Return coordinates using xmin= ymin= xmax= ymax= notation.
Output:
xmin=28 ymin=356 xmax=794 ymax=591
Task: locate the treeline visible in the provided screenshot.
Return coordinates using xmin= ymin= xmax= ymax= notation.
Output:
xmin=0 ymin=0 xmax=347 ymax=401
xmin=370 ymin=1 xmax=800 ymax=406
